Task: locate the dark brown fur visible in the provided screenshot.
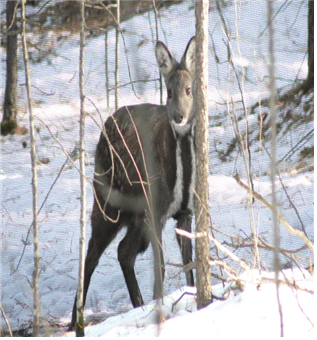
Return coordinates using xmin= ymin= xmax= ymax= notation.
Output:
xmin=70 ymin=38 xmax=196 ymax=329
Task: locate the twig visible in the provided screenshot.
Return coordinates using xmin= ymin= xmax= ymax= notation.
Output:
xmin=19 ymin=83 xmax=55 ymax=96
xmin=35 ymin=116 xmax=86 ymax=178
xmin=216 ymin=0 xmax=231 ymax=61
xmin=225 ymin=236 xmax=308 ymax=256
xmin=84 ymin=2 xmax=117 ymax=10
xmin=233 ymin=173 xmax=314 ymax=254
xmin=97 ymin=0 xmax=140 ymax=101
xmin=27 ymin=0 xmax=52 ymax=19
xmin=2 ymin=0 xmax=19 ymax=34
xmin=213 ymin=225 xmax=309 ymax=270
xmin=234 ymin=0 xmax=260 ymax=273
xmin=212 ymin=259 xmax=239 ymax=281
xmin=280 ymin=270 xmax=314 ymax=327
xmin=259 ymin=276 xmax=314 ymax=294
xmin=109 ymin=110 xmax=153 ymax=217
xmin=171 ymin=292 xmax=196 ymax=313
xmin=0 ymin=304 xmax=12 ymax=337
xmin=225 ymin=46 xmax=254 ymax=197
xmin=277 ymin=129 xmax=313 ymax=164
xmin=209 ymin=218 xmax=225 ymax=286
xmin=175 ymin=228 xmax=252 ymax=274
xmin=108 ymin=78 xmax=159 ymax=91
xmin=12 ymin=158 xmax=68 ymax=274
xmin=261 ymin=142 xmax=309 ymax=238
xmin=258 ymin=0 xmax=288 ymax=38
xmin=166 ymin=261 xmax=196 ymax=272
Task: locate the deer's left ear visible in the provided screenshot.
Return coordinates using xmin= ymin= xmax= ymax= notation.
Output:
xmin=155 ymin=41 xmax=176 ymax=79
xmin=181 ymin=36 xmax=196 ymax=76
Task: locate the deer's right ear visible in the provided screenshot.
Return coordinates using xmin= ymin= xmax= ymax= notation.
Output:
xmin=155 ymin=41 xmax=175 ymax=78
xmin=181 ymin=36 xmax=196 ymax=76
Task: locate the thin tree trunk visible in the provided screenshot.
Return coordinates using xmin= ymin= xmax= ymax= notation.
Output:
xmin=105 ymin=9 xmax=110 ymax=109
xmin=303 ymin=0 xmax=314 ymax=93
xmin=115 ymin=0 xmax=120 ymax=110
xmin=195 ymin=0 xmax=212 ymax=310
xmin=20 ymin=0 xmax=39 ymax=336
xmin=152 ymin=0 xmax=163 ymax=105
xmin=307 ymin=0 xmax=314 ymax=81
xmin=2 ymin=0 xmax=18 ymax=135
xmin=75 ymin=0 xmax=86 ymax=337
xmin=267 ymin=0 xmax=283 ymax=336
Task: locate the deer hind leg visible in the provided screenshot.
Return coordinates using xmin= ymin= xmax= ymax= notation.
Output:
xmin=118 ymin=215 xmax=150 ymax=308
xmin=175 ymin=210 xmax=194 ymax=286
xmin=70 ymin=200 xmax=121 ymax=329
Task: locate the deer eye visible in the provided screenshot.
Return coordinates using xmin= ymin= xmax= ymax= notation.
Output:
xmin=167 ymin=89 xmax=172 ymax=99
xmin=186 ymin=87 xmax=191 ymax=95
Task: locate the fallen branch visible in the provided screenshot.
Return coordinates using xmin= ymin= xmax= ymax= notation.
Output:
xmin=233 ymin=173 xmax=314 ymax=254
xmin=175 ymin=228 xmax=252 ymax=274
xmin=171 ymin=292 xmax=196 ymax=313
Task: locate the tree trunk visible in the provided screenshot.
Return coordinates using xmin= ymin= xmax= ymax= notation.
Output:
xmin=115 ymin=0 xmax=120 ymax=110
xmin=303 ymin=0 xmax=314 ymax=93
xmin=75 ymin=0 xmax=86 ymax=337
xmin=105 ymin=9 xmax=110 ymax=109
xmin=21 ymin=0 xmax=39 ymax=336
xmin=2 ymin=0 xmax=18 ymax=135
xmin=267 ymin=0 xmax=283 ymax=336
xmin=195 ymin=0 xmax=212 ymax=310
xmin=152 ymin=0 xmax=163 ymax=105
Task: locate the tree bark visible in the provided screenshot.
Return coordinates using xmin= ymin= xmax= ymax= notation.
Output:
xmin=267 ymin=0 xmax=283 ymax=336
xmin=21 ymin=0 xmax=39 ymax=336
xmin=75 ymin=0 xmax=86 ymax=337
xmin=105 ymin=9 xmax=110 ymax=109
xmin=195 ymin=0 xmax=212 ymax=310
xmin=303 ymin=0 xmax=314 ymax=93
xmin=2 ymin=0 xmax=18 ymax=135
xmin=115 ymin=0 xmax=120 ymax=110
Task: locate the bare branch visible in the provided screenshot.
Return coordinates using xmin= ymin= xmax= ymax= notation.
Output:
xmin=262 ymin=142 xmax=309 ymax=238
xmin=12 ymin=158 xmax=68 ymax=274
xmin=233 ymin=173 xmax=314 ymax=254
xmin=2 ymin=0 xmax=19 ymax=34
xmin=97 ymin=0 xmax=141 ymax=102
xmin=175 ymin=228 xmax=252 ymax=274
xmin=19 ymin=83 xmax=55 ymax=96
xmin=0 ymin=304 xmax=13 ymax=337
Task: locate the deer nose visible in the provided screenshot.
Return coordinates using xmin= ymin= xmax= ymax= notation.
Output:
xmin=174 ymin=113 xmax=183 ymax=124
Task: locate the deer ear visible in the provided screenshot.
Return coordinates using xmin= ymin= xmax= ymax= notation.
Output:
xmin=181 ymin=36 xmax=196 ymax=76
xmin=155 ymin=41 xmax=175 ymax=78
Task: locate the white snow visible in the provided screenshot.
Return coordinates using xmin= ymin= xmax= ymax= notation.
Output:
xmin=0 ymin=0 xmax=314 ymax=337
xmin=63 ymin=269 xmax=315 ymax=337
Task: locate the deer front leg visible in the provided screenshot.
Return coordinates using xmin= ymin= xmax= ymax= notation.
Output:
xmin=175 ymin=210 xmax=194 ymax=286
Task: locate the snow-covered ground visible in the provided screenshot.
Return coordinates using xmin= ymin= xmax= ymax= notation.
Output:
xmin=1 ymin=0 xmax=314 ymax=336
xmin=63 ymin=269 xmax=315 ymax=338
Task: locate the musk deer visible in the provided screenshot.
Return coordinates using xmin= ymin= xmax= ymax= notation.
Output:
xmin=70 ymin=36 xmax=196 ymax=329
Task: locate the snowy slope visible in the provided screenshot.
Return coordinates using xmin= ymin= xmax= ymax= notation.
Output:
xmin=63 ymin=269 xmax=315 ymax=337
